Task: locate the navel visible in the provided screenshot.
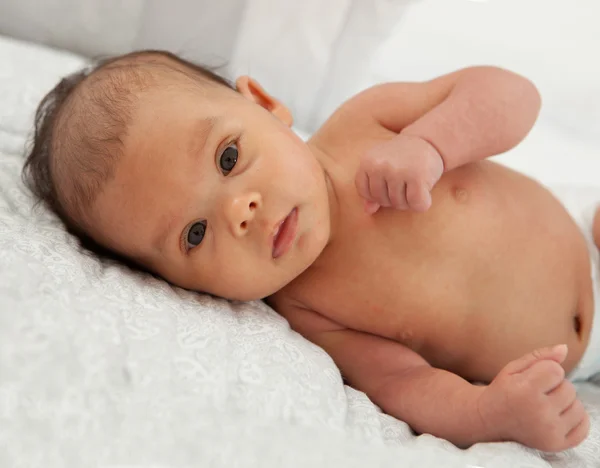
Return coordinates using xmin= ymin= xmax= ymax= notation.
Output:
xmin=574 ymin=314 xmax=583 ymax=338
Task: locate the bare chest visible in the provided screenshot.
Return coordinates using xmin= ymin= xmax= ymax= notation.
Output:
xmin=277 ymin=161 xmax=592 ymax=381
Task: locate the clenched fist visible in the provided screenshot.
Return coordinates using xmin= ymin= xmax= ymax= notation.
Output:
xmin=477 ymin=345 xmax=590 ymax=452
xmin=355 ymin=134 xmax=444 ymax=214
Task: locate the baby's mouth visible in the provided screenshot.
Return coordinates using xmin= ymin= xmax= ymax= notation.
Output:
xmin=271 ymin=208 xmax=298 ymax=259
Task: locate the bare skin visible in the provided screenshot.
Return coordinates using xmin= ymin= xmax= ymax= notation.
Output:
xmin=86 ymin=60 xmax=594 ymax=451
xmin=271 ymin=109 xmax=594 ymax=450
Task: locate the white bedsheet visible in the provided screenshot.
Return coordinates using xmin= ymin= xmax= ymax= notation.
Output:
xmin=1 ymin=35 xmax=600 ymax=468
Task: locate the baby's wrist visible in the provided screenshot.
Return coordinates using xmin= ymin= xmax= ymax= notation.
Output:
xmin=398 ymin=130 xmax=446 ymax=173
xmin=476 ymin=385 xmax=512 ymax=443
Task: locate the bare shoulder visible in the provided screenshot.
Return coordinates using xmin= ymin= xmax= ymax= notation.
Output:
xmin=266 ymin=293 xmax=347 ymax=339
xmin=266 ymin=293 xmax=429 ymax=395
xmin=309 ymin=87 xmax=395 ymax=157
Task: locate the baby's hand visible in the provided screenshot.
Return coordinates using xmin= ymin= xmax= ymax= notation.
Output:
xmin=478 ymin=345 xmax=590 ymax=452
xmin=355 ymin=134 xmax=444 ymax=214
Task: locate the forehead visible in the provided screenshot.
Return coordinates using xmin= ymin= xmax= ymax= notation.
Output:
xmin=124 ymin=85 xmax=237 ymax=175
xmin=122 ymin=81 xmax=249 ymax=177
xmin=130 ymin=81 xmax=231 ymax=133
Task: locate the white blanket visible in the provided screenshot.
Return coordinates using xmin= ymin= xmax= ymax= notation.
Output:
xmin=1 ymin=35 xmax=600 ymax=468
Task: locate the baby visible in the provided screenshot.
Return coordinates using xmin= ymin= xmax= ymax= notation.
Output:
xmin=24 ymin=50 xmax=599 ymax=451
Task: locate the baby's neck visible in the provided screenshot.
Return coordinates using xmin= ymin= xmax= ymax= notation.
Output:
xmin=308 ymin=141 xmax=340 ymax=248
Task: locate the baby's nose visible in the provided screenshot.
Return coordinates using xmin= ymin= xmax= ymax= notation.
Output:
xmin=225 ymin=191 xmax=262 ymax=236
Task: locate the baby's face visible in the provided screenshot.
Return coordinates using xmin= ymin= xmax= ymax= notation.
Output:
xmin=91 ymin=80 xmax=331 ymax=300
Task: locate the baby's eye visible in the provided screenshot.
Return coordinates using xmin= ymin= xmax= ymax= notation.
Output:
xmin=219 ymin=143 xmax=238 ymax=175
xmin=186 ymin=220 xmax=206 ymax=249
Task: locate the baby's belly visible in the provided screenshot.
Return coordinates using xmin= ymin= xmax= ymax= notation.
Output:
xmin=295 ymin=161 xmax=594 ymax=383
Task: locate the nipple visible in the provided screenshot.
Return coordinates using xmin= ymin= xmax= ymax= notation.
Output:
xmin=453 ymin=186 xmax=469 ymax=203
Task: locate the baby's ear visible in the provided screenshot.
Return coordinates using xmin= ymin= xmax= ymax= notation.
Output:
xmin=236 ymin=76 xmax=293 ymax=127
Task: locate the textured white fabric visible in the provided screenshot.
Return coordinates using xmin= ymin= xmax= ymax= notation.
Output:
xmin=2 ymin=34 xmax=600 ymax=468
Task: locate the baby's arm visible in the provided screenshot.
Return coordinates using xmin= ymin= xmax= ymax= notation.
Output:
xmin=311 ymin=328 xmax=492 ymax=446
xmin=281 ymin=305 xmax=588 ymax=451
xmin=357 ymin=66 xmax=542 ymax=170
xmin=351 ymin=67 xmax=541 ymax=211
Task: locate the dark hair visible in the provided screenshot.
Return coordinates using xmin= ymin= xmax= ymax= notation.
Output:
xmin=22 ymin=50 xmax=233 ymax=268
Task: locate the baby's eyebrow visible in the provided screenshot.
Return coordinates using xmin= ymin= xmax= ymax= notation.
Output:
xmin=187 ymin=117 xmax=218 ymax=159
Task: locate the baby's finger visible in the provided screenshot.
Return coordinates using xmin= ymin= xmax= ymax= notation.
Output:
xmin=388 ymin=180 xmax=408 ymax=210
xmin=561 ymin=400 xmax=589 ymax=448
xmin=565 ymin=411 xmax=591 ymax=448
xmin=406 ymin=181 xmax=432 ymax=212
xmin=561 ymin=399 xmax=586 ymax=425
xmin=504 ymin=345 xmax=568 ymax=375
xmin=355 ymin=169 xmax=372 ymax=202
xmin=526 ymin=360 xmax=565 ymax=393
xmin=368 ymin=174 xmax=392 ymax=208
xmin=548 ymin=380 xmax=577 ymax=412
xmin=364 ymin=200 xmax=381 ymax=214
